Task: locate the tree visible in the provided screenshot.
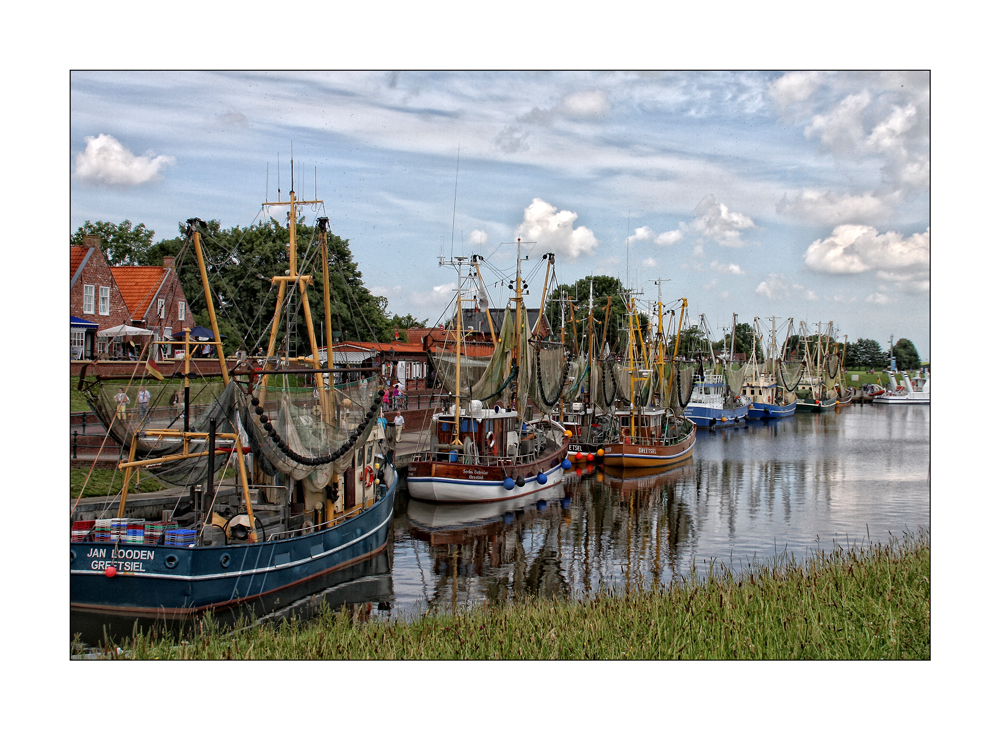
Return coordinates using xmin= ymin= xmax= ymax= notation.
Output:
xmin=546 ymin=275 xmax=637 ymax=354
xmin=71 ymin=220 xmax=155 ymax=266
xmin=146 ymin=218 xmax=420 ymax=354
xmin=845 ymin=338 xmax=887 ymax=369
xmin=891 ymin=338 xmax=920 ymax=370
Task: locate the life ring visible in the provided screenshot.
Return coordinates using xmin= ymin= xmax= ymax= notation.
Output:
xmin=364 ymin=465 xmax=375 ymax=487
xmin=486 ymin=431 xmax=496 ymax=451
xmin=623 ymin=436 xmax=631 ymax=445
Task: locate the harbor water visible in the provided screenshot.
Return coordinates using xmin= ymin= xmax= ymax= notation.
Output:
xmin=385 ymin=402 xmax=929 ymax=617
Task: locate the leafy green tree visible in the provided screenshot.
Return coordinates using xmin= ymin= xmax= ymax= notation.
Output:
xmin=845 ymin=338 xmax=888 ymax=369
xmin=147 ymin=218 xmax=418 ymax=354
xmin=891 ymin=338 xmax=920 ymax=370
xmin=71 ymin=220 xmax=156 ymax=265
xmin=546 ymin=275 xmax=636 ymax=354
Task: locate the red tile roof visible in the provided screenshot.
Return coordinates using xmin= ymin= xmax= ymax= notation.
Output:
xmin=110 ymin=266 xmax=168 ymax=320
xmin=329 ymin=341 xmax=427 ymax=355
xmin=70 ymin=247 xmax=88 ymax=279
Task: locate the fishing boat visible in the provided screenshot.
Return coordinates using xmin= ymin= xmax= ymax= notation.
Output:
xmin=683 ymin=314 xmax=751 ymax=428
xmin=873 ymin=371 xmax=930 ymax=404
xmin=406 ymin=242 xmax=570 ymax=503
xmin=601 ymin=289 xmax=697 ymax=469
xmin=794 ymin=321 xmax=840 ymax=413
xmin=71 ymin=179 xmax=398 ymax=621
xmin=744 ymin=316 xmax=799 ymax=420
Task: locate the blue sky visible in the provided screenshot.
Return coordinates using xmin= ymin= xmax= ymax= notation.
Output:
xmin=70 ymin=70 xmax=930 ymax=358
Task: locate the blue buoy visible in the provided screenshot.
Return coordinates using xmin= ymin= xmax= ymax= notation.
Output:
xmin=503 ymin=477 xmax=515 ymax=490
xmin=537 ymin=472 xmax=548 ymax=485
xmin=562 ymin=459 xmax=572 ymax=470
xmin=449 ymin=451 xmax=458 ymax=463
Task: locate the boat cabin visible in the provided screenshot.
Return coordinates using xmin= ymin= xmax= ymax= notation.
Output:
xmin=431 ymin=401 xmax=522 ymax=461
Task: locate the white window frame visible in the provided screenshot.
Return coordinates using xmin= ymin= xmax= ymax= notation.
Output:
xmin=178 ymin=301 xmax=185 ymax=321
xmin=71 ymin=330 xmax=85 ymax=348
xmin=157 ymin=298 xmax=165 ymax=318
xmin=99 ymin=286 xmax=110 ymax=316
xmin=83 ymin=284 xmax=95 ymax=314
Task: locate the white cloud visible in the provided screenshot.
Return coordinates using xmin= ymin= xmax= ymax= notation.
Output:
xmin=641 ymin=257 xmax=657 ymax=268
xmin=866 ymin=292 xmax=891 ymax=304
xmin=514 ymin=198 xmax=599 ymax=259
xmin=768 ymin=71 xmax=823 ymax=119
xmin=756 ymin=273 xmax=789 ymax=300
xmin=73 ymin=134 xmax=175 ymax=187
xmin=561 ymin=90 xmax=610 ymax=118
xmin=804 ymin=225 xmax=929 ymax=284
xmin=710 ymin=261 xmax=746 ymax=275
xmin=688 ymin=194 xmax=756 ymax=247
xmin=805 ymin=90 xmax=872 ymax=155
xmin=776 ymin=189 xmax=894 ymax=225
xmin=466 ymin=229 xmax=490 ymax=247
xmin=655 ymin=229 xmax=684 ymax=246
xmin=626 ymin=226 xmax=654 ymax=245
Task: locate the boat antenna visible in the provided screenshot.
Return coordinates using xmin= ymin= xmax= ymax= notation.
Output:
xmin=451 ymin=144 xmax=460 ymax=259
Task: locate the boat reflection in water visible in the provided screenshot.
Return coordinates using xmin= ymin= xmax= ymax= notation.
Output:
xmin=405 ymin=484 xmax=572 ymax=611
xmin=71 ymin=552 xmax=394 ymax=649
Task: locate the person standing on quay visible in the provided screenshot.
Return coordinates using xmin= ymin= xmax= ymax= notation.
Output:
xmin=114 ymin=387 xmax=130 ymax=421
xmin=394 ymin=412 xmax=405 ymax=442
xmin=137 ymin=386 xmax=151 ymax=422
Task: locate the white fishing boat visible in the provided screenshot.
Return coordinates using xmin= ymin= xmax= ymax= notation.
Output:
xmin=873 ymin=372 xmax=930 ymax=404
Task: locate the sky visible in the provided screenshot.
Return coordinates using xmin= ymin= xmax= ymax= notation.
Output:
xmin=70 ymin=70 xmax=930 ymax=358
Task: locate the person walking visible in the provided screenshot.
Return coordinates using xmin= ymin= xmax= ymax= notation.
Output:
xmin=392 ymin=383 xmax=401 ymax=410
xmin=114 ymin=387 xmax=130 ymax=421
xmin=172 ymin=390 xmax=183 ymax=418
xmin=137 ymin=386 xmax=151 ymax=422
xmin=393 ymin=412 xmax=405 ymax=442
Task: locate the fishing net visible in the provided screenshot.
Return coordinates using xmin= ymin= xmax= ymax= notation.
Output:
xmin=242 ymin=374 xmax=380 ymax=481
xmin=725 ymin=362 xmax=748 ymax=397
xmin=563 ymin=355 xmax=588 ymax=402
xmin=778 ymin=359 xmax=804 ymax=392
xmin=827 ymin=352 xmax=841 ymax=379
xmin=86 ymin=379 xmax=241 ymax=487
xmin=595 ymin=358 xmax=619 ymax=411
xmin=529 ymin=340 xmax=570 ymax=413
xmin=675 ymin=364 xmax=697 ymax=408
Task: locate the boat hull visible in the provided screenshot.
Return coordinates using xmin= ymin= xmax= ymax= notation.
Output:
xmin=601 ymin=424 xmax=697 ymax=469
xmin=70 ymin=474 xmax=397 ymax=618
xmin=746 ymin=401 xmax=796 ymax=420
xmin=683 ymin=402 xmax=750 ymax=428
xmin=872 ymin=394 xmax=929 ymax=404
xmin=795 ymin=397 xmax=838 ymax=413
xmin=406 ymin=447 xmax=568 ymax=503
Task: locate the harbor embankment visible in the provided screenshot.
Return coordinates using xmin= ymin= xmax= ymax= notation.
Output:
xmin=78 ymin=530 xmax=929 ymax=660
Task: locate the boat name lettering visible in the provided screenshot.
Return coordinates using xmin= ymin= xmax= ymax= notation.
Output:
xmin=638 ymin=448 xmax=657 ymax=454
xmin=90 ymin=559 xmax=148 ymax=572
xmin=462 ymin=469 xmax=489 ymax=478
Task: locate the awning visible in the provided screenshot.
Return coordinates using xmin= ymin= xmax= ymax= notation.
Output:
xmin=71 ymin=316 xmax=98 ymax=330
xmin=98 ymin=324 xmax=155 ymax=338
xmin=171 ymin=325 xmax=225 ymax=341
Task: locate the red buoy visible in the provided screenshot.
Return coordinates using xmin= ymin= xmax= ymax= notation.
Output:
xmin=586 ymin=453 xmax=594 ymax=462
xmin=105 ymin=566 xmax=117 ymax=578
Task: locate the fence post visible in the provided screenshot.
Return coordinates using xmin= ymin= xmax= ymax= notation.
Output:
xmin=73 ymin=431 xmax=78 ymax=460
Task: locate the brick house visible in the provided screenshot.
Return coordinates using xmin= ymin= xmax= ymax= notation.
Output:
xmin=111 ymin=256 xmax=193 ymax=361
xmin=70 ymin=236 xmax=132 ymax=359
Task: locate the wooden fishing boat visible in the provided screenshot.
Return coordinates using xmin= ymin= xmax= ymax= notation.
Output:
xmin=407 ymin=242 xmax=570 ymax=503
xmin=744 ymin=317 xmax=798 ymax=419
xmin=71 ymin=177 xmax=397 ymax=621
xmin=600 ymin=290 xmax=697 ymax=469
xmin=794 ymin=320 xmax=840 ymax=414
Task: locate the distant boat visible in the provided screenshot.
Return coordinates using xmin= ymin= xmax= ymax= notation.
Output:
xmin=744 ymin=316 xmax=798 ymax=420
xmin=873 ymin=372 xmax=930 ymax=404
xmin=794 ymin=320 xmax=840 ymax=413
xmin=683 ymin=313 xmax=751 ymax=427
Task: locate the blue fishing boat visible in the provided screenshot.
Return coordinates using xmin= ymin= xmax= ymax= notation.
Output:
xmin=744 ymin=317 xmax=799 ymax=420
xmin=71 ymin=182 xmax=398 ymax=622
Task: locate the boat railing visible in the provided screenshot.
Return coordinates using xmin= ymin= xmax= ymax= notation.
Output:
xmin=265 ymin=487 xmax=389 ymax=541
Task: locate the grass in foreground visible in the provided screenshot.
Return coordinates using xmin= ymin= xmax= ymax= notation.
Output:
xmin=82 ymin=532 xmax=929 ymax=660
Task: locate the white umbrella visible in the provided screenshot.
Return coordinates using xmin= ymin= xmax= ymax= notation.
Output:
xmin=97 ymin=324 xmax=155 ymax=338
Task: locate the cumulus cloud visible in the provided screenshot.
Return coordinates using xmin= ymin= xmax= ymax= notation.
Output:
xmin=710 ymin=261 xmax=746 ymax=275
xmin=626 ymin=226 xmax=654 ymax=245
xmin=805 ymin=90 xmax=873 ymax=155
xmin=74 ymin=134 xmax=175 ymax=187
xmin=866 ymin=292 xmax=891 ymax=304
xmin=768 ymin=71 xmax=824 ymax=119
xmin=688 ymin=194 xmax=756 ymax=247
xmin=514 ymin=198 xmax=599 ymax=259
xmin=466 ymin=229 xmax=490 ymax=248
xmin=641 ymin=257 xmax=657 ymax=268
xmin=655 ymin=229 xmax=684 ymax=246
xmin=776 ymin=189 xmax=894 ymax=226
xmin=803 ymin=225 xmax=929 ymax=284
xmin=756 ymin=273 xmax=789 ymax=300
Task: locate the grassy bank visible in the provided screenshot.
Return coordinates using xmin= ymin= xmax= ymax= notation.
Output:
xmin=83 ymin=531 xmax=929 ymax=660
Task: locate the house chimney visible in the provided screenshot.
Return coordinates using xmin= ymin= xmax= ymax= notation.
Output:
xmin=163 ymin=256 xmax=175 ymax=270
xmin=82 ymin=235 xmax=100 ymax=248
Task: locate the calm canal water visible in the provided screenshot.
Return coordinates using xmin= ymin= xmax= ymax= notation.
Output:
xmin=383 ymin=402 xmax=929 ymax=618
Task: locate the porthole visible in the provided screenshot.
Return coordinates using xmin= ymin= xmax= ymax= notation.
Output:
xmin=165 ymin=554 xmax=179 ymax=569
